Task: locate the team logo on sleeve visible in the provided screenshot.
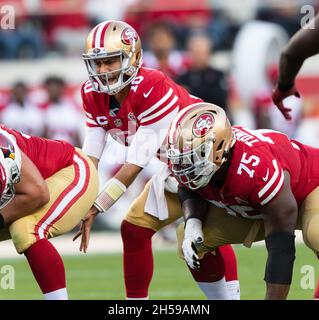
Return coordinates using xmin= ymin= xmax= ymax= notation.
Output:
xmin=128 ymin=112 xmax=136 ymax=122
xmin=192 ymin=113 xmax=215 ymax=137
xmin=114 ymin=118 xmax=123 ymax=127
xmin=121 ymin=28 xmax=138 ymax=45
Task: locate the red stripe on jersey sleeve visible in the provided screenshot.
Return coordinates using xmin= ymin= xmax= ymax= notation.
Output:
xmin=85 ymin=120 xmax=99 ymax=128
xmin=259 ymin=172 xmax=284 ymax=206
xmin=139 ymin=103 xmax=179 ymax=127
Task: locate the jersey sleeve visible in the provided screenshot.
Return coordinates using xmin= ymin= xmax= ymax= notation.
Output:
xmin=136 ymin=78 xmax=180 ymax=127
xmin=81 ymin=81 xmax=100 ymax=128
xmin=247 ymin=150 xmax=285 ymax=207
xmin=82 ymin=126 xmax=107 ymax=159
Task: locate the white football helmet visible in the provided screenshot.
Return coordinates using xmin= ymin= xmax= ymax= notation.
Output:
xmin=83 ymin=20 xmax=143 ymax=95
xmin=0 ymin=130 xmax=21 ymax=209
xmin=167 ymin=103 xmax=235 ymax=190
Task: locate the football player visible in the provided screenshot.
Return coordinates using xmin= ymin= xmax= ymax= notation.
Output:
xmin=0 ymin=125 xmax=99 ymax=299
xmin=74 ymin=20 xmax=240 ymax=300
xmin=167 ymin=102 xmax=319 ymax=300
xmin=272 ymin=13 xmax=319 ymax=120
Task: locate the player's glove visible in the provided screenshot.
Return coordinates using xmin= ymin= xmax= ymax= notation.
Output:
xmin=164 ymin=175 xmax=179 ymax=194
xmin=272 ymin=83 xmax=300 ymax=120
xmin=182 ymin=218 xmax=204 ymax=270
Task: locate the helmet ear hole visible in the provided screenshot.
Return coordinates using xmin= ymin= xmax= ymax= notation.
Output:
xmin=216 ymin=140 xmax=224 ymax=151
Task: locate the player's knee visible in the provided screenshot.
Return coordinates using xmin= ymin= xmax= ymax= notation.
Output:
xmin=10 ymin=218 xmax=37 ymax=254
xmin=303 ymin=216 xmax=319 ymax=252
xmin=176 ymin=222 xmax=185 ymax=260
xmin=15 ymin=238 xmax=36 ymax=254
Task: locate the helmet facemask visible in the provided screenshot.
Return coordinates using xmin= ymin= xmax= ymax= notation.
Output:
xmin=83 ymin=21 xmax=143 ymax=95
xmin=167 ymin=102 xmax=235 ymax=190
xmin=168 ymin=139 xmax=217 ymax=190
xmin=0 ymin=150 xmax=21 ymax=209
xmin=83 ymin=43 xmax=141 ymax=95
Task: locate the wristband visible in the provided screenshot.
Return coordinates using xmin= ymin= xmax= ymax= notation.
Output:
xmin=93 ymin=178 xmax=127 ymax=213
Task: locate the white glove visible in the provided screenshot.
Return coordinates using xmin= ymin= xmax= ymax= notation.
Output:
xmin=164 ymin=175 xmax=179 ymax=194
xmin=182 ymin=218 xmax=204 ymax=270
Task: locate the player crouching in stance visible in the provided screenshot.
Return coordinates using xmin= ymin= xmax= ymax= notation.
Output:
xmin=168 ymin=102 xmax=319 ymax=300
xmin=0 ymin=125 xmax=99 ymax=299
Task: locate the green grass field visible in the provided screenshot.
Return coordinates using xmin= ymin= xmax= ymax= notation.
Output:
xmin=0 ymin=243 xmax=317 ymax=300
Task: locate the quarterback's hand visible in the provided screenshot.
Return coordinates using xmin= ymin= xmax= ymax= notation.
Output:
xmin=182 ymin=218 xmax=204 ymax=270
xmin=73 ymin=206 xmax=99 ymax=253
xmin=272 ymin=84 xmax=300 ymax=120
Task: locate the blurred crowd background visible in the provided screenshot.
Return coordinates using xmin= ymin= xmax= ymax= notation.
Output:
xmin=1 ymin=0 xmax=319 ymax=234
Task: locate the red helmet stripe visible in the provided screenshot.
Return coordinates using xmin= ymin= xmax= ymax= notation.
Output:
xmin=100 ymin=21 xmax=111 ymax=47
xmin=92 ymin=21 xmax=111 ymax=48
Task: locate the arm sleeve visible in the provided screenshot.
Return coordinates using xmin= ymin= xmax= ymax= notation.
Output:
xmin=126 ymin=107 xmax=179 ymax=167
xmin=82 ymin=126 xmax=107 ymax=159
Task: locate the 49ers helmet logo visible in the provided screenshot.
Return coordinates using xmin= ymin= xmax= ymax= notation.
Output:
xmin=192 ymin=113 xmax=215 ymax=137
xmin=121 ymin=27 xmax=138 ymax=45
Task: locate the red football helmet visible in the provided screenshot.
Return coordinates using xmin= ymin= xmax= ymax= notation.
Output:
xmin=0 ymin=130 xmax=21 ymax=209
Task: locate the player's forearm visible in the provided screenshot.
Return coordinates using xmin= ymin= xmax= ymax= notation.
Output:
xmin=1 ymin=192 xmax=49 ymax=224
xmin=1 ymin=151 xmax=50 ymax=225
xmin=93 ymin=163 xmax=142 ymax=213
xmin=279 ymin=14 xmax=319 ymax=88
xmin=278 ymin=51 xmax=304 ymax=89
xmin=264 ymin=232 xmax=295 ymax=300
xmin=113 ymin=162 xmax=142 ymax=187
xmin=178 ymin=185 xmax=208 ymax=222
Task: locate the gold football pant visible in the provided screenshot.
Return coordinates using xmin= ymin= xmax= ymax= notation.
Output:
xmin=125 ymin=180 xmax=183 ymax=231
xmin=176 ymin=186 xmax=319 ymax=258
xmin=0 ymin=149 xmax=99 ymax=254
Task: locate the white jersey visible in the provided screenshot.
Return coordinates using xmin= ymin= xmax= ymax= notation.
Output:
xmin=44 ymin=99 xmax=85 ymax=146
xmin=1 ymin=101 xmax=45 ymax=136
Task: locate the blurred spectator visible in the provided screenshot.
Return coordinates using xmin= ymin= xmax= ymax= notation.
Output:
xmin=253 ymin=64 xmax=302 ymax=138
xmin=1 ymin=82 xmax=45 ymax=136
xmin=41 ymin=76 xmax=83 ymax=147
xmin=177 ymin=31 xmax=230 ymax=112
xmin=86 ymin=0 xmax=137 ymax=25
xmin=256 ymin=2 xmax=301 ymax=38
xmin=41 ymin=0 xmax=90 ymax=57
xmin=0 ymin=17 xmax=45 ymax=59
xmin=125 ymin=0 xmax=212 ymax=39
xmin=143 ymin=21 xmax=190 ymax=79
